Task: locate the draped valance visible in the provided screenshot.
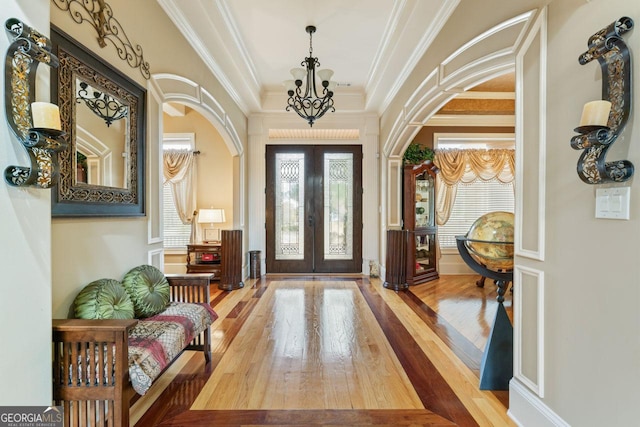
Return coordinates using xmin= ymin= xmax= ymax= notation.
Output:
xmin=433 ymin=149 xmax=515 ymax=225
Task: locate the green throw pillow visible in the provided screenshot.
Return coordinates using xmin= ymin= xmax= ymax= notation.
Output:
xmin=122 ymin=265 xmax=170 ymax=318
xmin=74 ymin=278 xmax=134 ymax=320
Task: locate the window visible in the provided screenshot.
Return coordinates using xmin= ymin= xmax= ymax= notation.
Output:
xmin=163 ymin=133 xmax=195 ymax=249
xmin=434 ymin=133 xmax=515 ymax=250
xmin=163 ymin=185 xmax=192 ymax=248
xmin=437 ymin=179 xmax=514 ymax=249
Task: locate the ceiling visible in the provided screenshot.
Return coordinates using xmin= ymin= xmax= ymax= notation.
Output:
xmin=158 ymin=0 xmax=478 ymax=117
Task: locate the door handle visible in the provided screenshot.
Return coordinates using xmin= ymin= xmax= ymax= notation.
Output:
xmin=308 ymin=215 xmax=314 ymax=227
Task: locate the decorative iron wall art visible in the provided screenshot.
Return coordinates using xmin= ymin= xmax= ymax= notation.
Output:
xmin=571 ymin=16 xmax=634 ymax=184
xmin=51 ymin=0 xmax=150 ymax=79
xmin=3 ymin=18 xmax=68 ymax=188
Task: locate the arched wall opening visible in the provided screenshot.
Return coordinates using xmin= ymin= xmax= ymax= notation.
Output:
xmin=148 ymin=73 xmax=246 ymax=273
xmin=380 ymin=10 xmax=538 ymax=273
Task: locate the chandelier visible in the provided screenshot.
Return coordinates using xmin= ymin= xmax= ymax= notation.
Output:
xmin=76 ymin=81 xmax=128 ymax=127
xmin=284 ymin=26 xmax=336 ymax=127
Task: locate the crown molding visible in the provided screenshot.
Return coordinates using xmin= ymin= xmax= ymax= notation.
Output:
xmin=366 ymin=0 xmax=461 ymax=115
xmin=217 ymin=0 xmax=261 ymax=91
xmin=157 ymin=0 xmax=257 ymax=115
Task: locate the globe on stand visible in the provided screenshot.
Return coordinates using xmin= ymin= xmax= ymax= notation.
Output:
xmin=464 ymin=211 xmax=514 ymax=273
xmin=455 ymin=211 xmax=514 ymax=391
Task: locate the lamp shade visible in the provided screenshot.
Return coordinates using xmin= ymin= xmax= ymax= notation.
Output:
xmin=317 ymin=69 xmax=334 ymax=83
xmin=290 ymin=67 xmax=307 ymax=81
xmin=198 ymin=208 xmax=225 ymax=224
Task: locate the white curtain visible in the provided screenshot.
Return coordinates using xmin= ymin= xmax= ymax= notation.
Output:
xmin=434 ymin=149 xmax=515 ymax=225
xmin=163 ymin=150 xmax=198 ymax=243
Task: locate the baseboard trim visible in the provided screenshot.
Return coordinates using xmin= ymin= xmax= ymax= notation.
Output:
xmin=508 ymin=379 xmax=570 ymax=427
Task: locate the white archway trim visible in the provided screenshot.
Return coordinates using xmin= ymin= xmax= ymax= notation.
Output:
xmin=439 ymin=10 xmax=536 ymax=89
xmin=148 ymin=73 xmax=246 ymax=251
xmin=76 ymin=125 xmax=112 ymax=159
xmin=76 ymin=125 xmax=113 ymax=187
xmin=383 ymin=10 xmax=537 ymax=159
xmin=151 ymin=73 xmax=243 ymax=157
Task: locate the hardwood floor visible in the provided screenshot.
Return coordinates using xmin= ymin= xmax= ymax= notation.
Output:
xmin=130 ymin=275 xmax=514 ymax=427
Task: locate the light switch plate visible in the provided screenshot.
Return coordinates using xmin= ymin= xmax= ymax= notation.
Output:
xmin=595 ymin=187 xmax=630 ymax=220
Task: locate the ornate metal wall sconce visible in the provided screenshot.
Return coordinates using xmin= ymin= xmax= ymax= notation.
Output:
xmin=4 ymin=18 xmax=68 ymax=188
xmin=570 ymin=16 xmax=634 ymax=184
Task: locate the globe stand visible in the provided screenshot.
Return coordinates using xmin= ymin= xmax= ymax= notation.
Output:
xmin=456 ymin=236 xmax=513 ymax=390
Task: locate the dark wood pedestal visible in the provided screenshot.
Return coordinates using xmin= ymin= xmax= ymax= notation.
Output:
xmin=220 ymin=230 xmax=244 ymax=291
xmin=383 ymin=230 xmax=409 ymax=291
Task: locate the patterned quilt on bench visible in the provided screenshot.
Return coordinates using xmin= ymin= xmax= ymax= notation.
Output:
xmin=128 ymin=302 xmax=217 ymax=395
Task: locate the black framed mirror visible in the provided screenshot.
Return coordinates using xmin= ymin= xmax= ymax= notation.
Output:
xmin=51 ymin=26 xmax=145 ymax=216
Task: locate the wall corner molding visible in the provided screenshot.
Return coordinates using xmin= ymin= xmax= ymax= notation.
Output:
xmin=509 ymin=379 xmax=570 ymax=427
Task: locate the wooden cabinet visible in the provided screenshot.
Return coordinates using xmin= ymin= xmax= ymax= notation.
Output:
xmin=187 ymin=231 xmax=244 ymax=291
xmin=403 ymin=162 xmax=439 ymax=285
xmin=219 ymin=230 xmax=244 ymax=291
xmin=186 ymin=243 xmax=222 ymax=279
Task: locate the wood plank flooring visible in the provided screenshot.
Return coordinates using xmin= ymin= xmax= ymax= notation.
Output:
xmin=131 ymin=275 xmax=515 ymax=427
xmin=192 ymin=281 xmax=423 ymax=410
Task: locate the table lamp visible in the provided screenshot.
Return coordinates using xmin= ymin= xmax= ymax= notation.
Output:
xmin=198 ymin=208 xmax=225 ymax=243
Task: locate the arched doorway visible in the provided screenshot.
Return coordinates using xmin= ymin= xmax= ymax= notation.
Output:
xmin=380 ymin=9 xmax=547 ymax=398
xmin=149 ymin=74 xmax=246 ymax=272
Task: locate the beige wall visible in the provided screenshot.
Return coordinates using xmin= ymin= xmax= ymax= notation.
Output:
xmin=0 ymin=0 xmax=53 ymax=405
xmin=50 ymin=0 xmax=247 ymax=319
xmin=529 ymin=0 xmax=640 ymax=424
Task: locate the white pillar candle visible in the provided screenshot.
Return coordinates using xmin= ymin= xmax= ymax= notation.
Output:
xmin=579 ymin=100 xmax=611 ymax=127
xmin=31 ymin=102 xmax=61 ymax=130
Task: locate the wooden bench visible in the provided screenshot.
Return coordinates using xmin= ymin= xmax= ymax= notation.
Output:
xmin=52 ymin=273 xmax=214 ymax=427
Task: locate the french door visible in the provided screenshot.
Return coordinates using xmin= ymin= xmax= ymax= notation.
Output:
xmin=266 ymin=145 xmax=362 ymax=273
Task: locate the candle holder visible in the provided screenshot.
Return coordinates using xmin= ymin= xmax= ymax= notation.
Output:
xmin=571 ymin=16 xmax=634 ymax=184
xmin=570 ymin=125 xmax=612 ymax=151
xmin=3 ymin=18 xmax=67 ymax=188
xmin=573 ymin=125 xmax=609 ymax=135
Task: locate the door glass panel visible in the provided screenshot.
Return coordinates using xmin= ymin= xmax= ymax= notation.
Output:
xmin=275 ymin=153 xmax=305 ymax=260
xmin=324 ymin=153 xmax=353 ymax=260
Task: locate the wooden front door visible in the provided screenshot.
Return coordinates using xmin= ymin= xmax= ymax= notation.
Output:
xmin=266 ymin=145 xmax=362 ymax=273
